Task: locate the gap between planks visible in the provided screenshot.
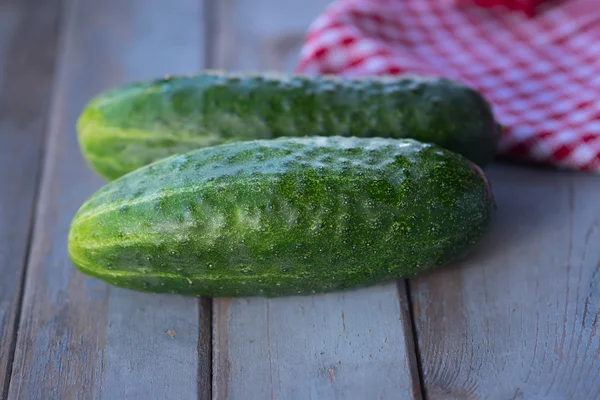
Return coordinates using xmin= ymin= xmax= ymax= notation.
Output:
xmin=399 ymin=280 xmax=427 ymax=400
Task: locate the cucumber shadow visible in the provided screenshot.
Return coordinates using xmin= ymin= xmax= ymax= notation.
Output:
xmin=411 ymin=160 xmax=580 ymax=280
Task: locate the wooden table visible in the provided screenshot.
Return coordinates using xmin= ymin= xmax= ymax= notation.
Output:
xmin=1 ymin=0 xmax=599 ymax=399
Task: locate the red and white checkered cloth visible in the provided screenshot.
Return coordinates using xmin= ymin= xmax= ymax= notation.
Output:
xmin=295 ymin=0 xmax=600 ymax=172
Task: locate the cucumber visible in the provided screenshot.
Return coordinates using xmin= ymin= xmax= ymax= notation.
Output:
xmin=77 ymin=71 xmax=499 ymax=181
xmin=68 ymin=136 xmax=495 ymax=298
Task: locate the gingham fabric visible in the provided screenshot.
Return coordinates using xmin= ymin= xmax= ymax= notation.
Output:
xmin=295 ymin=0 xmax=600 ymax=172
xmin=454 ymin=0 xmax=549 ymax=18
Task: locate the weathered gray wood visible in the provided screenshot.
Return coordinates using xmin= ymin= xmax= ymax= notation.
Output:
xmin=214 ymin=284 xmax=421 ymax=400
xmin=211 ymin=0 xmax=331 ymax=72
xmin=410 ymin=164 xmax=600 ymax=400
xmin=0 ymin=0 xmax=62 ymax=391
xmin=7 ymin=0 xmax=210 ymax=399
xmin=209 ymin=1 xmax=422 ymax=398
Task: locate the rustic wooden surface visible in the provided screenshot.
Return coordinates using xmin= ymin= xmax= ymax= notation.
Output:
xmin=0 ymin=0 xmax=63 ymax=392
xmin=1 ymin=0 xmax=600 ymax=399
xmin=213 ymin=283 xmax=421 ymax=400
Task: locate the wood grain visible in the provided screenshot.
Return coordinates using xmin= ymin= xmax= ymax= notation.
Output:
xmin=209 ymin=1 xmax=422 ymax=398
xmin=6 ymin=0 xmax=210 ymax=398
xmin=410 ymin=164 xmax=600 ymax=400
xmin=213 ymin=284 xmax=421 ymax=400
xmin=0 ymin=0 xmax=62 ymax=392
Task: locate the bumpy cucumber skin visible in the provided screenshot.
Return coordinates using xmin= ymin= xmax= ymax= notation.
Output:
xmin=77 ymin=72 xmax=499 ymax=181
xmin=68 ymin=136 xmax=496 ymax=298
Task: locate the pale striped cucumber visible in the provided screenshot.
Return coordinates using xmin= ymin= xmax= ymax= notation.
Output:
xmin=77 ymin=71 xmax=499 ymax=180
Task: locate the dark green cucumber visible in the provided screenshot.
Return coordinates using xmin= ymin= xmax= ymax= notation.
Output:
xmin=77 ymin=71 xmax=499 ymax=181
xmin=68 ymin=136 xmax=495 ymax=297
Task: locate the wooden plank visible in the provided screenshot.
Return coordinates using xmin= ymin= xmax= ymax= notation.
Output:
xmin=7 ymin=0 xmax=210 ymax=399
xmin=209 ymin=1 xmax=422 ymax=398
xmin=410 ymin=163 xmax=600 ymax=400
xmin=213 ymin=284 xmax=421 ymax=400
xmin=0 ymin=0 xmax=62 ymax=392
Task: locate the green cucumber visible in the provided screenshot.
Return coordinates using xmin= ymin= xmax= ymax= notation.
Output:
xmin=77 ymin=71 xmax=499 ymax=181
xmin=68 ymin=136 xmax=495 ymax=298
